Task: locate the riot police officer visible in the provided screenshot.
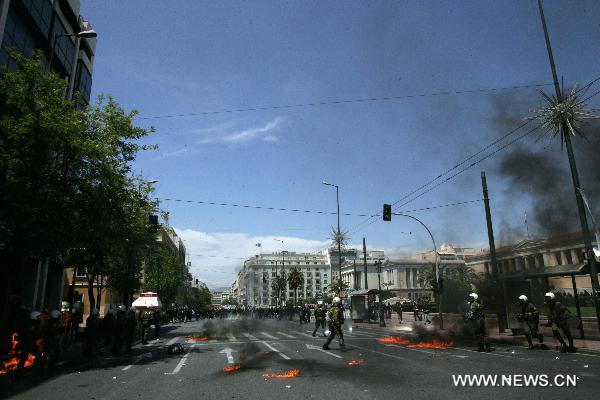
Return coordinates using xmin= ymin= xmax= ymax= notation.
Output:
xmin=312 ymin=300 xmax=326 ymax=337
xmin=544 ymin=292 xmax=576 ymax=353
xmin=464 ymin=293 xmax=490 ymax=352
xmin=516 ymin=295 xmax=543 ymax=349
xmin=323 ymin=297 xmax=346 ymax=352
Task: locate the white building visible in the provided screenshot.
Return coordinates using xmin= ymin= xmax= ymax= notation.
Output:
xmin=327 ymin=248 xmax=385 ymax=281
xmin=233 ymin=252 xmax=331 ymax=307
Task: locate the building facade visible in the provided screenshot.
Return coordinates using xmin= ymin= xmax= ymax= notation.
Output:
xmin=233 ymin=252 xmax=331 ymax=307
xmin=465 ymin=232 xmax=599 ymax=295
xmin=0 ymin=0 xmax=95 ymax=319
xmin=0 ymin=0 xmax=96 ymax=101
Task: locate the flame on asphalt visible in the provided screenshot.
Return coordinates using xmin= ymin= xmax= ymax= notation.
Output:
xmin=408 ymin=339 xmax=454 ymax=350
xmin=223 ymin=364 xmax=241 ymax=372
xmin=186 ymin=336 xmax=210 ymax=341
xmin=262 ymin=369 xmax=300 ymax=378
xmin=347 ymin=359 xmax=364 ymax=366
xmin=376 ymin=336 xmax=454 ymax=350
xmin=376 ymin=337 xmax=411 ymax=345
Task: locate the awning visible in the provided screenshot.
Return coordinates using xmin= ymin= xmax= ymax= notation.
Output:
xmin=348 ymin=289 xmax=379 ymax=296
xmin=500 ymin=263 xmax=589 ymax=281
xmin=131 ymin=292 xmax=162 ymax=308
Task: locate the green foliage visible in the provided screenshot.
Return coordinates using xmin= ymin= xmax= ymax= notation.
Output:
xmin=271 ymin=275 xmax=287 ymax=301
xmin=328 ymin=279 xmax=349 ymax=295
xmin=222 ymin=298 xmax=238 ymax=306
xmin=0 ymin=49 xmax=158 ymax=308
xmin=380 ymin=290 xmax=395 ymax=301
xmin=177 ymin=285 xmax=212 ymax=310
xmin=143 ymin=242 xmax=185 ymax=305
xmin=287 ymin=267 xmax=304 ymax=306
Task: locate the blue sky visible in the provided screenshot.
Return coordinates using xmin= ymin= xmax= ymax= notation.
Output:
xmin=80 ymin=0 xmax=600 ymax=288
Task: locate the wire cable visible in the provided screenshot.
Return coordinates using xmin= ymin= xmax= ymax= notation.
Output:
xmin=137 ymin=83 xmax=552 ymax=120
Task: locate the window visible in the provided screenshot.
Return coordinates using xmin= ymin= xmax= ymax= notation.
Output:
xmin=23 ymin=0 xmax=53 ymax=39
xmin=75 ymin=266 xmax=87 ymax=277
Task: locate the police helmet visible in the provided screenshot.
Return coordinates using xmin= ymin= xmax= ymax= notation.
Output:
xmin=50 ymin=309 xmax=62 ymax=319
xmin=118 ymin=305 xmax=126 ymax=311
xmin=332 ymin=297 xmax=341 ymax=304
xmin=544 ymin=292 xmax=555 ymax=302
xmin=468 ymin=293 xmax=478 ymax=301
xmin=29 ymin=311 xmax=41 ymax=320
xmin=317 ymin=300 xmax=323 ymax=305
xmin=518 ymin=295 xmax=528 ymax=303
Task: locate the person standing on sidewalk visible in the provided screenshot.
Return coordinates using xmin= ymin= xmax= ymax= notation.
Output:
xmin=313 ymin=301 xmax=327 ymax=337
xmin=394 ymin=302 xmax=403 ymax=323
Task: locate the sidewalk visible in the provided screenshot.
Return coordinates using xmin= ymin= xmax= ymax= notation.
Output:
xmin=352 ymin=313 xmax=600 ymax=354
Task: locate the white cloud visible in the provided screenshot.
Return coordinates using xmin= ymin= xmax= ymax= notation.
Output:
xmin=199 ymin=117 xmax=285 ymax=144
xmin=175 ymin=228 xmax=328 ymax=289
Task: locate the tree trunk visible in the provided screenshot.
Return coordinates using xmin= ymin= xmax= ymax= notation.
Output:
xmin=95 ymin=274 xmax=104 ymax=309
xmin=86 ymin=273 xmax=97 ymax=310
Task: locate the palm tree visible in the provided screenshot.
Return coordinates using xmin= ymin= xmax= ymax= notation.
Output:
xmin=271 ymin=275 xmax=287 ymax=305
xmin=328 ymin=279 xmax=349 ymax=296
xmin=287 ymin=267 xmax=304 ymax=306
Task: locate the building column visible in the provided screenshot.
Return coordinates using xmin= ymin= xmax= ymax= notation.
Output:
xmin=0 ymin=0 xmax=11 ymax=47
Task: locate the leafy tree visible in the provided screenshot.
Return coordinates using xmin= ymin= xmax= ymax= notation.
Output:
xmin=328 ymin=279 xmax=349 ymax=296
xmin=0 ymin=50 xmax=157 ymax=311
xmin=222 ymin=298 xmax=238 ymax=306
xmin=143 ymin=240 xmax=185 ymax=305
xmin=287 ymin=268 xmax=304 ymax=306
xmin=271 ymin=275 xmax=287 ymax=304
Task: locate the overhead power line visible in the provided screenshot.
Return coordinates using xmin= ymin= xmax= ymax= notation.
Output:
xmin=137 ymin=83 xmax=551 ymax=120
xmin=158 ymin=197 xmax=484 ymax=218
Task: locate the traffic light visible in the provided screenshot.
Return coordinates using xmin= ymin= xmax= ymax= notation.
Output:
xmin=383 ymin=204 xmax=392 ymax=221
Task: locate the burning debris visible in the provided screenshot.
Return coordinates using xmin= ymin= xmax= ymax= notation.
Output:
xmin=262 ymin=369 xmax=300 ymax=378
xmin=223 ymin=364 xmax=241 ymax=372
xmin=407 ymin=340 xmax=454 ymax=350
xmin=375 ymin=337 xmax=412 ymax=345
xmin=0 ymin=332 xmax=40 ymax=375
xmin=376 ymin=336 xmax=454 ymax=350
xmin=186 ymin=336 xmax=210 ymax=341
xmin=347 ymin=359 xmax=364 ymax=366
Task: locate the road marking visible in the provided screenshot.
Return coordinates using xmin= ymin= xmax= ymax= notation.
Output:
xmin=260 ymin=332 xmax=278 ymax=339
xmin=350 ymin=343 xmax=411 ymax=361
xmin=277 ymin=331 xmax=296 ymax=338
xmin=305 ymin=343 xmax=343 ymax=359
xmin=166 ymin=337 xmax=179 ymax=346
xmin=452 ymin=347 xmax=532 ymax=360
xmin=243 ymin=332 xmax=258 ymax=341
xmin=297 ymin=332 xmax=314 ymax=338
xmin=227 ymin=333 xmax=237 ymax=342
xmin=219 ymin=347 xmax=237 ymax=364
xmin=167 ymin=344 xmax=196 ymax=375
xmin=123 ymin=352 xmax=153 ymax=371
xmin=260 ymin=341 xmax=291 ymax=360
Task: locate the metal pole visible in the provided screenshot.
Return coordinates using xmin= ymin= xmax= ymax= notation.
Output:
xmin=336 ymin=185 xmax=342 ymax=291
xmin=363 ymin=238 xmax=368 ymax=290
xmin=481 ymin=171 xmax=506 ymax=332
xmin=377 ymin=261 xmax=385 ymax=327
xmin=571 ymin=274 xmax=585 ymax=339
xmin=537 ymin=0 xmax=600 ymax=331
xmin=353 ymin=259 xmax=357 ymax=290
xmin=392 ymin=212 xmax=442 ymax=329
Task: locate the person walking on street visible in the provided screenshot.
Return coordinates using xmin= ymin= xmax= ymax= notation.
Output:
xmin=312 ymin=301 xmax=327 ymax=337
xmin=125 ymin=307 xmax=137 ymax=352
xmin=516 ymin=295 xmax=543 ymax=350
xmin=544 ymin=292 xmax=576 ymax=353
xmin=464 ymin=293 xmax=491 ymax=352
xmin=323 ymin=297 xmax=346 ymax=352
xmin=140 ymin=308 xmax=154 ymax=344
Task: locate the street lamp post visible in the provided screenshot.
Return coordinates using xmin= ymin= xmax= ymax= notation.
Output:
xmin=274 ymin=239 xmax=286 ymax=304
xmin=321 ymin=181 xmax=343 ymax=294
xmin=49 ymin=29 xmax=97 ymax=73
xmin=376 ymin=261 xmax=386 ymax=327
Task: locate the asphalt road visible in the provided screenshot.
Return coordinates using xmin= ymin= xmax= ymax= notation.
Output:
xmin=3 ymin=318 xmax=600 ymax=400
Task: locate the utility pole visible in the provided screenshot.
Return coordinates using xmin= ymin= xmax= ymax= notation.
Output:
xmin=376 ymin=261 xmax=385 ymax=327
xmin=537 ymin=0 xmax=600 ymax=330
xmin=481 ymin=171 xmax=506 ymax=332
xmin=353 ymin=259 xmax=357 ymax=290
xmin=363 ymin=238 xmax=368 ymax=289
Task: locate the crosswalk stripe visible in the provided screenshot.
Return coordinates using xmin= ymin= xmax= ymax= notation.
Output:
xmin=243 ymin=332 xmax=258 ymax=340
xmin=276 ymin=331 xmax=296 ymax=338
xmin=260 ymin=332 xmax=277 ymax=339
xmin=297 ymin=332 xmax=314 ymax=338
xmin=260 ymin=341 xmax=291 ymax=360
xmin=227 ymin=333 xmax=236 ymax=342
